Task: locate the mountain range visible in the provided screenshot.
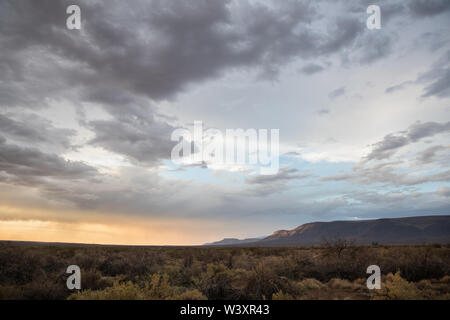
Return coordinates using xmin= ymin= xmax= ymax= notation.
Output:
xmin=204 ymin=215 xmax=450 ymax=246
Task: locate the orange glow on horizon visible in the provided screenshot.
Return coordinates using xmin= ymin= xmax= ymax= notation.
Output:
xmin=0 ymin=219 xmax=222 ymax=246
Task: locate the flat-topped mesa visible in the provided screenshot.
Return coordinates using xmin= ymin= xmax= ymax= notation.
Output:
xmin=269 ymin=223 xmax=317 ymax=239
xmin=293 ymin=223 xmax=316 ymax=233
xmin=262 ymin=216 xmax=450 ymax=246
xmin=205 ymin=216 xmax=450 ymax=247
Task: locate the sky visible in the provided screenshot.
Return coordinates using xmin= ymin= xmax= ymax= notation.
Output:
xmin=0 ymin=0 xmax=449 ymax=245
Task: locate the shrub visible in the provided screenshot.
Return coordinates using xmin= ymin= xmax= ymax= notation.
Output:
xmin=297 ymin=278 xmax=324 ymax=291
xmin=194 ymin=263 xmax=237 ymax=300
xmin=1 ymin=244 xmax=449 ymax=300
xmin=69 ymin=281 xmax=144 ymax=300
xmin=0 ymin=285 xmax=22 ymax=300
xmin=81 ymin=269 xmax=110 ymax=291
xmin=327 ymin=278 xmax=357 ymax=290
xmin=240 ymin=263 xmax=286 ymax=300
xmin=272 ymin=290 xmax=294 ymax=300
xmin=372 ymin=271 xmax=422 ymax=300
xmin=171 ymin=289 xmax=207 ymax=300
xmin=143 ymin=273 xmax=174 ymax=300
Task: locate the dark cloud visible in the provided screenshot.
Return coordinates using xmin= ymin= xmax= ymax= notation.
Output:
xmin=407 ymin=121 xmax=450 ymax=142
xmin=417 ymin=145 xmax=449 ymax=164
xmin=323 ymin=10 xmax=394 ymax=66
xmin=0 ymin=0 xmax=379 ymax=167
xmin=417 ymin=32 xmax=449 ymax=51
xmin=0 ymin=0 xmax=320 ymax=104
xmin=380 ymin=2 xmax=407 ymax=23
xmin=328 ymin=87 xmax=346 ymax=99
xmin=385 ymin=81 xmax=413 ymax=94
xmin=366 ymin=121 xmax=450 ymax=161
xmin=421 ymin=68 xmax=450 ymax=98
xmin=300 ymin=63 xmax=324 ymax=75
xmin=356 ymin=33 xmax=393 ymax=64
xmin=321 ymin=18 xmax=361 ymax=55
xmin=408 ymin=0 xmax=450 ymax=18
xmin=386 ymin=51 xmax=450 ymax=99
xmin=418 ymin=51 xmax=450 ymax=98
xmin=367 ymin=135 xmax=409 ymax=161
xmin=0 ymin=137 xmax=96 ymax=182
xmin=76 ymin=86 xmax=178 ymax=164
xmin=0 ymin=0 xmax=392 ymax=109
xmin=0 ymin=113 xmax=75 ymax=151
xmin=88 ymin=114 xmax=175 ymax=165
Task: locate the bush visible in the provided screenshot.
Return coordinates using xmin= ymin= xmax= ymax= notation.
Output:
xmin=194 ymin=263 xmax=238 ymax=300
xmin=69 ymin=281 xmax=144 ymax=300
xmin=272 ymin=290 xmax=294 ymax=300
xmin=372 ymin=271 xmax=422 ymax=300
xmin=82 ymin=269 xmax=110 ymax=291
xmin=69 ymin=273 xmax=207 ymax=300
xmin=297 ymin=278 xmax=324 ymax=291
xmin=327 ymin=278 xmax=357 ymax=290
xmin=171 ymin=289 xmax=207 ymax=300
xmin=1 ymin=244 xmax=449 ymax=300
xmin=0 ymin=285 xmax=22 ymax=300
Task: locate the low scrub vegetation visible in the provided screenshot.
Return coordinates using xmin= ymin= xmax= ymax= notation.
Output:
xmin=0 ymin=243 xmax=449 ymax=300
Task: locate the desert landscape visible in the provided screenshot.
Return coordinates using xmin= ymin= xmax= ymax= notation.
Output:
xmin=1 ymin=1 xmax=449 ymax=307
xmin=1 ymin=240 xmax=449 ymax=300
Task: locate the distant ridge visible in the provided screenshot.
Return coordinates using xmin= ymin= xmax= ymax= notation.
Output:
xmin=204 ymin=215 xmax=450 ymax=246
xmin=2 ymin=216 xmax=449 ymax=247
xmin=204 ymin=237 xmax=265 ymax=246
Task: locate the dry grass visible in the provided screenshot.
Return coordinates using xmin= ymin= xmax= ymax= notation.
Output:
xmin=0 ymin=243 xmax=449 ymax=300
